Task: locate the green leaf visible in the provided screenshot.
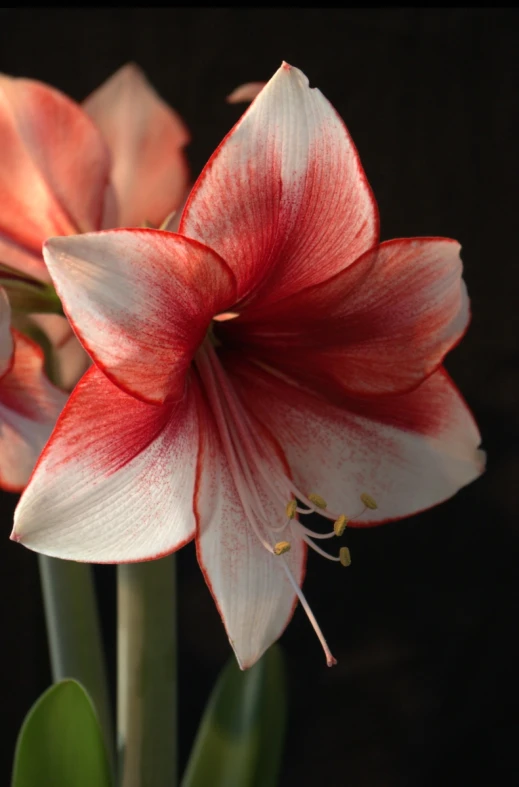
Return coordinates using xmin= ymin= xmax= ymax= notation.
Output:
xmin=181 ymin=645 xmax=287 ymax=787
xmin=0 ymin=262 xmax=64 ymax=315
xmin=12 ymin=679 xmax=112 ymax=787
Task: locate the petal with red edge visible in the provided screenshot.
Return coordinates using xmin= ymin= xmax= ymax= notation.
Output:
xmin=12 ymin=366 xmax=199 ymax=561
xmin=227 ymin=357 xmax=485 ymax=525
xmin=84 ymin=64 xmax=190 ymax=229
xmin=228 ymin=237 xmax=469 ymax=399
xmin=0 ymin=330 xmax=66 ymax=491
xmin=0 ymin=75 xmax=111 ymax=280
xmin=43 ymin=230 xmax=236 ymax=405
xmin=0 ymin=287 xmax=13 ymax=376
xmin=180 ymin=62 xmax=378 ymax=306
xmin=193 ymin=381 xmax=306 ymax=669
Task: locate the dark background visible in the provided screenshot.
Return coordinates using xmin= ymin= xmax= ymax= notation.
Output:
xmin=0 ymin=8 xmax=517 ymax=786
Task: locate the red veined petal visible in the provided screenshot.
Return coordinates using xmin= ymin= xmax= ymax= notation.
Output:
xmin=193 ymin=381 xmax=306 ymax=669
xmin=180 ymin=62 xmax=378 ymax=307
xmin=43 ymin=229 xmax=237 ymax=405
xmin=84 ymin=63 xmax=190 ymax=228
xmin=226 ymin=237 xmax=470 ymax=399
xmin=0 ymin=329 xmax=66 ymax=492
xmin=12 ymin=366 xmax=199 ymax=560
xmin=0 ymin=75 xmax=111 ymax=280
xmin=226 ymin=357 xmax=485 ymax=525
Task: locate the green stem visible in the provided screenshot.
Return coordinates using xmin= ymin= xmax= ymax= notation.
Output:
xmin=117 ymin=556 xmax=177 ymax=787
xmin=38 ymin=555 xmax=115 ymax=774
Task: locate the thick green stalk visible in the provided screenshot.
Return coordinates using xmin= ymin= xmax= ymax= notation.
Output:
xmin=38 ymin=554 xmax=114 ymax=771
xmin=117 ymin=556 xmax=177 ymax=787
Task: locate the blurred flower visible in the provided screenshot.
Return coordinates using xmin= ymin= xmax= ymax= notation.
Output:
xmin=226 ymin=81 xmax=266 ymax=103
xmin=0 ymin=289 xmax=65 ymax=490
xmin=12 ymin=63 xmax=484 ymax=667
xmin=0 ymin=64 xmax=189 ymax=485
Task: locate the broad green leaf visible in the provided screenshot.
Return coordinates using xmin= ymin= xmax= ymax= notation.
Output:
xmin=12 ymin=679 xmax=112 ymax=787
xmin=181 ymin=645 xmax=287 ymax=787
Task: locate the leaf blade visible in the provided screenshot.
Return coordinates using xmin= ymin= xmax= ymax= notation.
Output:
xmin=12 ymin=679 xmax=112 ymax=787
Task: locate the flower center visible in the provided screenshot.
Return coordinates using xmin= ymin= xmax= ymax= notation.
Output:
xmin=194 ymin=339 xmax=376 ymax=666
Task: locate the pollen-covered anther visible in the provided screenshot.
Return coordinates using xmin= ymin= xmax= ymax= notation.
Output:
xmin=285 ymin=499 xmax=297 ymax=519
xmin=333 ymin=515 xmax=349 ymax=537
xmin=274 ymin=540 xmax=292 ymax=556
xmin=360 ymin=492 xmax=377 ymax=510
xmin=308 ymin=493 xmax=327 ymax=509
xmin=339 ymin=547 xmax=352 ymax=567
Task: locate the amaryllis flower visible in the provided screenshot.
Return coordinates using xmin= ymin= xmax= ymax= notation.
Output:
xmin=12 ymin=64 xmax=484 ymax=668
xmin=0 ymin=289 xmax=65 ymax=491
xmin=0 ymin=64 xmax=189 ymax=484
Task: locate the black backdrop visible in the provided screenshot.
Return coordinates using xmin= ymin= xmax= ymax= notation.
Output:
xmin=0 ymin=8 xmax=517 ymax=786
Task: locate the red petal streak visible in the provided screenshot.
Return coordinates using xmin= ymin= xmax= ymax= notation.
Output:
xmin=43 ymin=229 xmax=237 ymax=405
xmin=226 ymin=357 xmax=485 ymax=527
xmin=180 ymin=63 xmax=378 ymax=307
xmin=225 ymin=237 xmax=470 ymax=400
xmin=0 ymin=75 xmax=111 ymax=279
xmin=12 ymin=366 xmax=199 ymax=561
xmin=0 ymin=330 xmax=66 ymax=491
xmin=84 ymin=63 xmax=190 ymax=228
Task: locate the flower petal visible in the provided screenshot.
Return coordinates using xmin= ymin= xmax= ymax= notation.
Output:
xmin=83 ymin=63 xmax=190 ymax=228
xmin=226 ymin=82 xmax=266 ymax=103
xmin=227 ymin=357 xmax=485 ymax=525
xmin=42 ymin=229 xmax=236 ymax=404
xmin=0 ymin=75 xmax=111 ymax=280
xmin=0 ymin=287 xmax=13 ymax=376
xmin=12 ymin=366 xmax=199 ymax=560
xmin=193 ymin=382 xmax=306 ymax=669
xmin=227 ymin=237 xmax=469 ymax=398
xmin=0 ymin=330 xmax=66 ymax=491
xmin=180 ymin=62 xmax=378 ymax=306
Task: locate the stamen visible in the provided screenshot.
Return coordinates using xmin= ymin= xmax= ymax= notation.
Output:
xmin=339 ymin=547 xmax=352 ymax=567
xmin=308 ymin=493 xmax=327 ymax=509
xmin=274 ymin=541 xmax=291 ymax=555
xmin=285 ymin=499 xmax=297 ymax=519
xmin=301 ymin=535 xmax=340 ymax=561
xmin=360 ymin=493 xmax=377 ymax=510
xmin=333 ymin=515 xmax=349 ymax=537
xmin=280 ymin=559 xmax=337 ymax=667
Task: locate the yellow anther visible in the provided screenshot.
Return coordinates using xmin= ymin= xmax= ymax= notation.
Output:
xmin=339 ymin=547 xmax=352 ymax=567
xmin=308 ymin=493 xmax=327 ymax=509
xmin=360 ymin=492 xmax=377 ymax=510
xmin=333 ymin=515 xmax=349 ymax=537
xmin=274 ymin=541 xmax=292 ymax=556
xmin=285 ymin=499 xmax=297 ymax=519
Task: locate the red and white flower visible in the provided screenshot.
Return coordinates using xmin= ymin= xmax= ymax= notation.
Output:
xmin=0 ymin=64 xmax=189 ymax=483
xmin=12 ymin=63 xmax=484 ymax=668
